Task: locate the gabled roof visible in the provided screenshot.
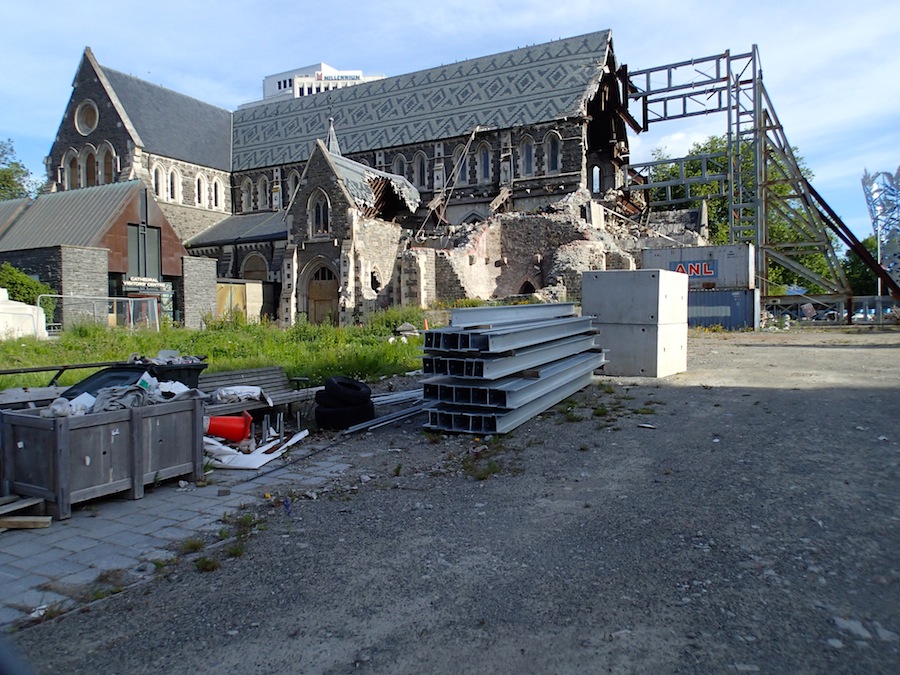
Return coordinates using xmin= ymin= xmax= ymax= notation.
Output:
xmin=0 ymin=181 xmax=140 ymax=251
xmin=232 ymin=30 xmax=613 ymax=170
xmin=90 ymin=50 xmax=232 ymax=172
xmin=185 ymin=210 xmax=288 ymax=248
xmin=323 ymin=144 xmax=420 ymax=213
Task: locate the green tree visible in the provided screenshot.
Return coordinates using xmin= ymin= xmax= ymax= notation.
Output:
xmin=0 ymin=139 xmax=36 ymax=200
xmin=0 ymin=262 xmax=55 ymax=314
xmin=841 ymin=235 xmax=879 ymax=296
xmin=649 ymin=135 xmax=732 ymax=245
xmin=650 ymin=135 xmax=835 ymax=293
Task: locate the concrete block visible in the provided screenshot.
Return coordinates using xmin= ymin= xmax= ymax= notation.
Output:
xmin=595 ymin=322 xmax=687 ymax=378
xmin=582 ymin=269 xmax=688 ymax=325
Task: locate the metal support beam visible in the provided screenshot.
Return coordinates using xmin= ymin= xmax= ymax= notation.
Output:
xmin=625 ymin=46 xmax=861 ymax=299
xmin=424 ymin=372 xmax=595 ymax=434
xmin=424 ymin=316 xmax=595 ymax=354
xmin=448 ymin=303 xmax=576 ymax=329
xmin=421 ymin=334 xmax=596 ymax=380
xmin=423 ymin=352 xmax=606 ymax=409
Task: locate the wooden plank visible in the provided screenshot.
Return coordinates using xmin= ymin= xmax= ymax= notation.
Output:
xmin=0 ymin=515 xmax=52 ymax=529
xmin=56 ymin=416 xmax=71 ymax=520
xmin=199 ymin=367 xmax=322 ymax=416
xmin=0 ymin=496 xmax=44 ymax=516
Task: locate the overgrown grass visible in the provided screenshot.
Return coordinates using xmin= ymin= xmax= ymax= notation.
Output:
xmin=0 ymin=307 xmax=426 ymax=389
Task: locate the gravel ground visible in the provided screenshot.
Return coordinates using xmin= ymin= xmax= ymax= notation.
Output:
xmin=7 ymin=328 xmax=900 ymax=674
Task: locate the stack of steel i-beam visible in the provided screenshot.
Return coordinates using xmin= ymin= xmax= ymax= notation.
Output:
xmin=421 ymin=303 xmax=608 ymax=434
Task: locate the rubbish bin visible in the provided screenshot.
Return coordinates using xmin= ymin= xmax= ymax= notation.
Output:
xmin=62 ymin=363 xmax=208 ymax=399
xmin=147 ymin=363 xmax=207 ymax=388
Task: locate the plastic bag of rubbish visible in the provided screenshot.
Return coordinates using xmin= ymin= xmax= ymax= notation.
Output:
xmin=40 ymin=397 xmax=72 ymax=417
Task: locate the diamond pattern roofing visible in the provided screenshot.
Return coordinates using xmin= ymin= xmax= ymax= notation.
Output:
xmin=232 ymin=30 xmax=612 ymax=171
xmin=326 ymin=147 xmax=421 ymax=213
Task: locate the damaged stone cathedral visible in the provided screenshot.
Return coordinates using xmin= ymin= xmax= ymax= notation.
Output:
xmin=10 ymin=30 xmax=706 ymax=327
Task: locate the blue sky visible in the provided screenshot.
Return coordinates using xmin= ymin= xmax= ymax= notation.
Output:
xmin=3 ymin=0 xmax=899 ymax=243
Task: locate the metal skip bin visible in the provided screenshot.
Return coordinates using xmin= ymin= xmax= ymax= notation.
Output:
xmin=1 ymin=399 xmax=204 ymax=519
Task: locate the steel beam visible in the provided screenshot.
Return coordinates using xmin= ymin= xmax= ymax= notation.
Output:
xmin=424 ymin=372 xmax=595 ymax=434
xmin=422 ymin=351 xmax=606 ymax=409
xmin=421 ymin=334 xmax=596 ymax=380
xmin=448 ymin=303 xmax=576 ymax=329
xmin=424 ymin=316 xmax=595 ymax=354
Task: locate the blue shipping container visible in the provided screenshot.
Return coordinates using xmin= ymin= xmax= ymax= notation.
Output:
xmin=688 ymin=289 xmax=759 ymax=330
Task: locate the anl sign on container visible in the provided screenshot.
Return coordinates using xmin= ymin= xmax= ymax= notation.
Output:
xmin=642 ymin=244 xmax=755 ymax=290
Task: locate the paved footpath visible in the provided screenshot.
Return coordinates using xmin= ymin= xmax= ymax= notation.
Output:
xmin=0 ymin=445 xmax=349 ymax=629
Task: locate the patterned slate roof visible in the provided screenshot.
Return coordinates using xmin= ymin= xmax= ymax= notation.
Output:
xmin=326 ymin=145 xmax=420 ymax=213
xmin=232 ymin=30 xmax=612 ymax=171
xmin=185 ymin=210 xmax=288 ymax=248
xmin=0 ymin=181 xmax=139 ymax=252
xmin=102 ymin=67 xmax=232 ymax=172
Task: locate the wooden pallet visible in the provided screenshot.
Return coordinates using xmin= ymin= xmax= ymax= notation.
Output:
xmin=0 ymin=496 xmax=49 ymax=532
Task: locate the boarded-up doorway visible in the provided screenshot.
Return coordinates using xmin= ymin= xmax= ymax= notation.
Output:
xmin=309 ymin=266 xmax=338 ymax=324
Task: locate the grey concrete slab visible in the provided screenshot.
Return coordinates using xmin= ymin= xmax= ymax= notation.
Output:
xmin=0 ymin=537 xmax=58 ymax=558
xmin=17 ymin=525 xmax=88 ymax=546
xmin=128 ymin=517 xmax=180 ymax=535
xmin=3 ymin=547 xmax=73 ymax=572
xmin=107 ymin=511 xmax=162 ymax=527
xmin=68 ymin=547 xmax=145 ymax=572
xmin=17 ymin=557 xmax=90 ymax=580
xmin=0 ymin=604 xmax=26 ymax=626
xmin=97 ymin=529 xmax=168 ymax=551
xmin=53 ymin=535 xmax=112 ymax=554
xmin=53 ymin=568 xmax=102 ymax=587
xmin=152 ymin=526 xmax=198 ymax=542
xmin=0 ymin=572 xmax=54 ymax=598
xmin=78 ymin=521 xmax=133 ymax=541
xmin=3 ymin=588 xmax=73 ymax=615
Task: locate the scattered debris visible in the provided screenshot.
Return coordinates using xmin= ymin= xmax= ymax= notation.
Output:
xmin=205 ymin=430 xmax=309 ymax=470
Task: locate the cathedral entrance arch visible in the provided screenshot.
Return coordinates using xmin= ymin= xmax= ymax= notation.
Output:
xmin=299 ymin=259 xmax=339 ymax=325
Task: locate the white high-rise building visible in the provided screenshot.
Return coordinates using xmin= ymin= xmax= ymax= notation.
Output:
xmin=241 ymin=63 xmax=386 ymax=108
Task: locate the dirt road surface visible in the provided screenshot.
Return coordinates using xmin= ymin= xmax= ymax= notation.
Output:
xmin=8 ymin=328 xmax=900 ymax=674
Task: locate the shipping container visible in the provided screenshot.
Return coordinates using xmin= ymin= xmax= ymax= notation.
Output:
xmin=688 ymin=288 xmax=759 ymax=330
xmin=642 ymin=244 xmax=755 ymax=290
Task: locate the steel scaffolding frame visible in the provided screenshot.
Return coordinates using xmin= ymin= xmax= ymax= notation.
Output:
xmin=622 ymin=47 xmax=896 ymax=299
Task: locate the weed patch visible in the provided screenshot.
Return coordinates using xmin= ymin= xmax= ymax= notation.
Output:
xmin=179 ymin=537 xmax=206 ymax=554
xmin=195 ymin=557 xmax=220 ymax=572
